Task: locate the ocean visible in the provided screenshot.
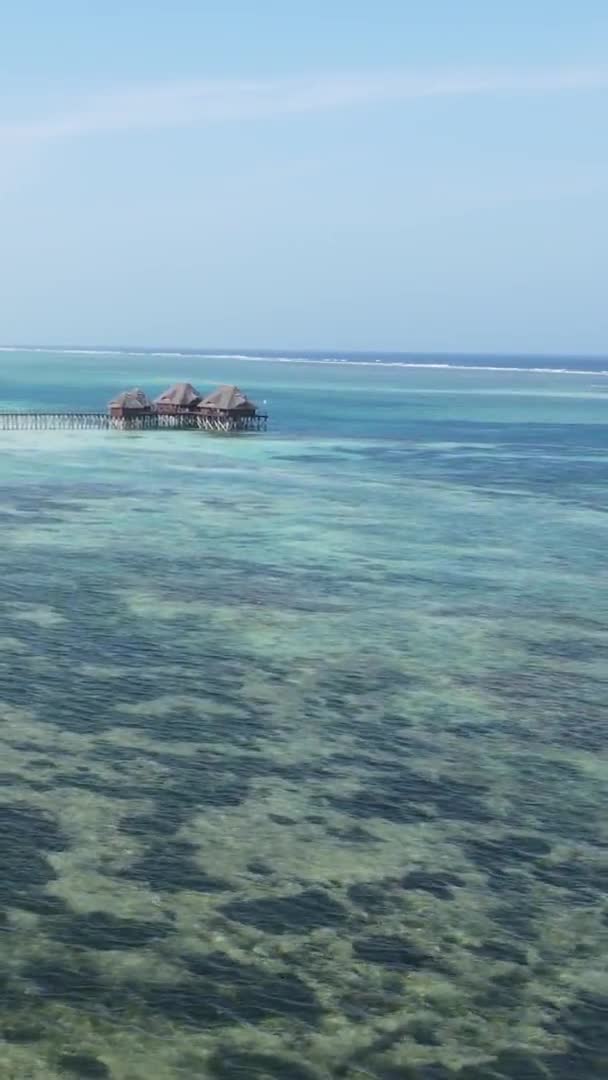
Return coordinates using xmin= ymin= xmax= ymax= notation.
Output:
xmin=0 ymin=347 xmax=607 ymax=1079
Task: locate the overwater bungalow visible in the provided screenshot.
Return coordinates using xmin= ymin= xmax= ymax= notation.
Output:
xmin=153 ymin=382 xmax=202 ymax=413
xmin=197 ymin=385 xmax=258 ymax=420
xmin=109 ymin=388 xmax=153 ymax=419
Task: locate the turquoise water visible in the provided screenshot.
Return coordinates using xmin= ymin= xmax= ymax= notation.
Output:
xmin=0 ymin=350 xmax=607 ymax=1079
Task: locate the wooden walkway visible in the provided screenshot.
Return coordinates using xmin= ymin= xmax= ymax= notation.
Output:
xmin=0 ymin=412 xmax=268 ymax=433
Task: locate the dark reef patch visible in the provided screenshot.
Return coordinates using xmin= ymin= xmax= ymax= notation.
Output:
xmin=184 ymin=952 xmax=322 ymax=1024
xmin=453 ymin=1045 xmax=582 ymax=1079
xmin=487 ymin=1049 xmax=550 ymax=1078
xmin=144 ymin=952 xmax=322 ymax=1028
xmin=491 ymin=901 xmax=538 ymax=941
xmin=220 ymin=888 xmax=348 ymax=933
xmin=7 ymin=747 xmax=57 ymax=761
xmin=347 ymin=881 xmax=391 ymax=913
xmin=482 ymin=966 xmax=530 ymax=1007
xmin=327 ymin=787 xmax=432 ymax=825
xmin=464 ymin=836 xmax=550 ymax=892
xmin=13 ymin=892 xmax=70 ymax=916
xmin=547 ymin=990 xmax=608 ymax=1071
xmin=339 ymin=984 xmax=405 ymax=1020
xmin=325 ymin=766 xmax=491 ymax=825
xmin=353 ymin=935 xmax=432 ymax=970
xmin=503 ymin=834 xmax=552 ymax=858
xmin=451 ymin=1066 xmax=497 ymax=1080
xmin=408 ymin=1018 xmax=441 ymax=1046
xmin=0 ymin=802 xmax=65 ymax=910
xmin=24 ymin=956 xmax=115 ymax=1008
xmin=2 ymin=1022 xmax=46 ymax=1043
xmin=209 ymin=1048 xmax=318 ymax=1079
xmin=400 ymin=870 xmax=463 ymax=899
xmin=532 ymin=857 xmax=608 ymax=901
xmin=118 ymin=695 xmax=264 ymax=745
xmin=337 ymin=1055 xmax=454 ymax=1079
xmin=119 ymin=811 xmax=178 ymax=838
xmin=49 ymin=910 xmax=173 ymax=950
xmin=473 ymin=939 xmax=528 ymax=965
xmin=118 ymin=755 xmax=251 ymax=838
xmin=53 ymin=772 xmax=130 ymax=799
xmin=140 ymin=984 xmax=230 ymax=1027
xmin=0 ymin=803 xmax=64 ymax=854
xmin=410 ymin=1068 xmax=454 ymax=1080
xmin=24 ymin=948 xmax=322 ymax=1031
xmin=119 ymin=840 xmax=231 ymax=894
xmin=327 ymin=824 xmax=382 ymax=844
xmin=0 ymin=772 xmax=24 ymax=785
xmin=272 ymin=760 xmax=337 ymax=782
xmin=57 ymin=1053 xmax=111 ymax=1078
xmin=247 ymin=860 xmax=274 ymax=876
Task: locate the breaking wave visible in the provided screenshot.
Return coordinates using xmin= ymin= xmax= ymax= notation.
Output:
xmin=1 ymin=345 xmax=607 ymax=377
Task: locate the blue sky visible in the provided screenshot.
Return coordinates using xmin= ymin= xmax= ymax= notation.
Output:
xmin=1 ymin=1 xmax=607 ymax=353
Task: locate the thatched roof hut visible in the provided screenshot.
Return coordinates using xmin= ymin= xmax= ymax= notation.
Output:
xmin=198 ymin=385 xmax=257 ymax=416
xmin=153 ymin=382 xmax=202 ymax=411
xmin=109 ymin=388 xmax=153 ymax=416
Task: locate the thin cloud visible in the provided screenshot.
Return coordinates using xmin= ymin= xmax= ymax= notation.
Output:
xmin=2 ymin=67 xmax=608 ymax=142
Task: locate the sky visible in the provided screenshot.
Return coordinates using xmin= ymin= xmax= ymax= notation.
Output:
xmin=0 ymin=1 xmax=607 ymax=354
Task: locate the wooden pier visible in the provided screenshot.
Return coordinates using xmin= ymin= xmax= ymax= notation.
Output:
xmin=0 ymin=410 xmax=267 ymax=433
xmin=0 ymin=412 xmax=111 ymax=431
xmin=0 ymin=382 xmax=268 ymax=434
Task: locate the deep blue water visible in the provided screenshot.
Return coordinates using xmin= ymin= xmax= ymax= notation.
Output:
xmin=9 ymin=344 xmax=608 ymax=372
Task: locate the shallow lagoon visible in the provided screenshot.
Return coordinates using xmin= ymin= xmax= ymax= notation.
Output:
xmin=0 ymin=351 xmax=607 ymax=1078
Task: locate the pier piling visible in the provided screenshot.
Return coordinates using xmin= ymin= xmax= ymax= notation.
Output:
xmin=0 ymin=412 xmax=267 ymax=433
